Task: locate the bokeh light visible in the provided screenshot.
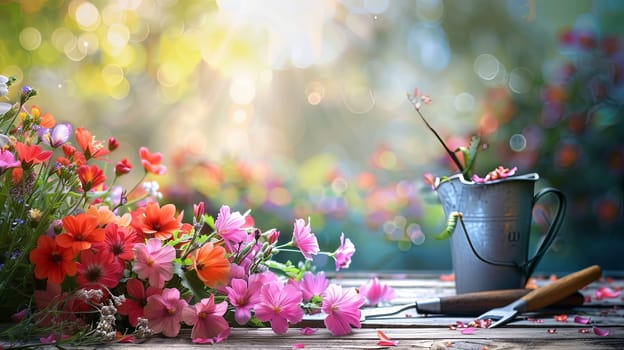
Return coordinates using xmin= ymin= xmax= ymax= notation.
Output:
xmin=2 ymin=0 xmax=623 ymax=272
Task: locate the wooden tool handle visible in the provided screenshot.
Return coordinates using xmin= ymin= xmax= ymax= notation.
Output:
xmin=439 ymin=289 xmax=585 ymax=315
xmin=521 ymin=265 xmax=601 ymax=312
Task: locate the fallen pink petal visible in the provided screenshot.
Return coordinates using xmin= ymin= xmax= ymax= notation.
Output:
xmin=595 ymin=287 xmax=621 ymax=299
xmin=300 ymin=327 xmax=318 ymax=335
xmin=593 ymin=326 xmax=610 ymax=337
xmin=460 ymin=327 xmax=476 ymax=335
xmin=547 ymin=329 xmax=557 ymax=334
xmin=192 ymin=338 xmax=214 ymax=344
xmin=292 ymin=343 xmax=305 ymax=349
xmin=574 ymin=315 xmax=592 ymax=324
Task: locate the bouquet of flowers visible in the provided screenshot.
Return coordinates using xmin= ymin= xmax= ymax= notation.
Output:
xmin=0 ymin=76 xmax=365 ymax=347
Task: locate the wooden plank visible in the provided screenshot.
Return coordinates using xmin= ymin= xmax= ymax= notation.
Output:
xmin=63 ymin=327 xmax=624 ymax=349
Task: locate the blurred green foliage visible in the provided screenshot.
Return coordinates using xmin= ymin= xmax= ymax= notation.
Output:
xmin=1 ymin=0 xmax=623 ymax=272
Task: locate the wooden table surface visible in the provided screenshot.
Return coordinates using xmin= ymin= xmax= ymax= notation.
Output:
xmin=9 ymin=271 xmax=624 ymax=349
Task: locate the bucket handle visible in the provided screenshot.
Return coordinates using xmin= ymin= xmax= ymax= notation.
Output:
xmin=458 ymin=187 xmax=567 ymax=275
xmin=524 ymin=187 xmax=567 ymax=278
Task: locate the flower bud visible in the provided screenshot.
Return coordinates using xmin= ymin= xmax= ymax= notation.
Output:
xmin=108 ymin=137 xmax=119 ymax=151
xmin=28 ymin=208 xmax=42 ymax=226
xmin=115 ymin=158 xmax=132 ymax=176
xmin=193 ymin=201 xmax=205 ymax=221
xmin=52 ymin=219 xmax=64 ymax=234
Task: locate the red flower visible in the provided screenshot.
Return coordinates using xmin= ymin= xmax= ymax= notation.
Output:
xmin=131 ymin=202 xmax=182 ymax=240
xmin=55 ymin=213 xmax=106 ymax=254
xmin=93 ymin=223 xmax=137 ymax=266
xmin=14 ymin=141 xmax=53 ymax=167
xmin=77 ymin=164 xmax=106 ymax=191
xmin=117 ymin=278 xmax=162 ymax=327
xmin=29 ymin=235 xmax=77 ymax=284
xmin=76 ymin=249 xmax=123 ymax=289
xmin=139 ymin=147 xmax=166 ymax=175
xmin=75 ymin=127 xmax=109 ymax=160
xmin=115 ymin=158 xmax=132 ymax=176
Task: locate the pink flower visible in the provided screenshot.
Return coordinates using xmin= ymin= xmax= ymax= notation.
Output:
xmin=186 ymin=295 xmax=230 ymax=341
xmin=407 ymin=87 xmax=432 ymax=110
xmin=359 ymin=277 xmax=395 ymax=306
xmin=117 ymin=278 xmax=162 ymax=327
xmin=76 ymin=249 xmax=123 ymax=289
xmin=225 ymin=278 xmax=260 ymax=325
xmin=254 ymin=281 xmax=304 ymax=335
xmin=321 ymin=284 xmax=365 ymax=336
xmin=471 ymin=166 xmax=518 ymax=183
xmin=132 ymin=238 xmax=176 ymax=288
xmin=0 ymin=150 xmax=20 ymax=175
xmin=143 ymin=288 xmax=195 ymax=337
xmin=291 ymin=218 xmax=319 ymax=260
xmin=296 ymin=271 xmax=329 ymax=302
xmin=215 ymin=205 xmax=249 ymax=250
xmin=333 ymin=233 xmax=355 ymax=271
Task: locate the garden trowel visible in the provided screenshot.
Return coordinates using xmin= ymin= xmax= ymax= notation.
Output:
xmin=359 ymin=287 xmax=584 ymax=321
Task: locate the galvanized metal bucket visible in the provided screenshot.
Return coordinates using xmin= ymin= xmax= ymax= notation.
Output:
xmin=435 ymin=173 xmax=566 ymax=294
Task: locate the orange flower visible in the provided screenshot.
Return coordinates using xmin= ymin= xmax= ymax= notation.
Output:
xmin=56 ymin=213 xmax=106 ymax=254
xmin=75 ymin=127 xmax=109 ymax=160
xmin=192 ymin=242 xmax=230 ymax=288
xmin=29 ymin=235 xmax=77 ymax=284
xmin=77 ymin=164 xmax=106 ymax=191
xmin=40 ymin=112 xmax=56 ymax=129
xmin=132 ymin=202 xmax=182 ymax=240
xmin=86 ymin=205 xmax=116 ymax=226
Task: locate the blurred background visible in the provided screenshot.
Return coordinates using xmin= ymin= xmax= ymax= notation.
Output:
xmin=1 ymin=0 xmax=623 ymax=273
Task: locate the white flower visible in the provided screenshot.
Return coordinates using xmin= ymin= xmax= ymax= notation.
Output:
xmin=143 ymin=180 xmax=163 ymax=199
xmin=0 ymin=102 xmax=11 ymax=116
xmin=0 ymin=75 xmax=8 ymax=97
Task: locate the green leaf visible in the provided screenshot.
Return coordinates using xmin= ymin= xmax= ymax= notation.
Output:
xmin=181 ymin=268 xmax=212 ymax=300
xmin=461 ymin=136 xmax=480 ymax=177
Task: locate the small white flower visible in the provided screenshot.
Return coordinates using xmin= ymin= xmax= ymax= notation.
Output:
xmin=0 ymin=75 xmax=8 ymax=97
xmin=143 ymin=180 xmax=163 ymax=199
xmin=0 ymin=102 xmax=11 ymax=116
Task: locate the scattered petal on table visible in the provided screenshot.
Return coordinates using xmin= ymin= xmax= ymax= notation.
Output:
xmin=460 ymin=327 xmax=475 ymax=335
xmin=593 ymin=326 xmax=610 ymax=337
xmin=376 ymin=330 xmax=399 ymax=346
xmin=573 ymin=315 xmax=591 ymax=324
xmin=300 ymin=327 xmax=317 ymax=335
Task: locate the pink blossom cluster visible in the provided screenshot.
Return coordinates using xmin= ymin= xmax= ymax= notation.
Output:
xmin=24 ymin=204 xmax=360 ymax=344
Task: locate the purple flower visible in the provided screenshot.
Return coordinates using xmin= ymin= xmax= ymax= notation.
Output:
xmin=39 ymin=123 xmax=72 ymax=148
xmin=0 ymin=150 xmax=21 ymax=175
